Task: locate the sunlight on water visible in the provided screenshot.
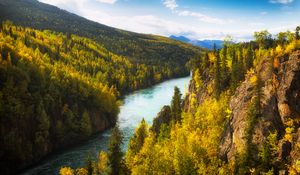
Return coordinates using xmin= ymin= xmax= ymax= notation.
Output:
xmin=22 ymin=76 xmax=190 ymax=175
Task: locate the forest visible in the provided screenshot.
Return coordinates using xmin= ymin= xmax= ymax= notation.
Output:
xmin=0 ymin=21 xmax=199 ymax=174
xmin=0 ymin=0 xmax=202 ymax=69
xmin=60 ymin=27 xmax=300 ymax=174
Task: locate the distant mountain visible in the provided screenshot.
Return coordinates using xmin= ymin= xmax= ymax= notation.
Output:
xmin=191 ymin=40 xmax=224 ymax=49
xmin=169 ymin=35 xmax=191 ymax=43
xmin=170 ymin=35 xmax=224 ymax=49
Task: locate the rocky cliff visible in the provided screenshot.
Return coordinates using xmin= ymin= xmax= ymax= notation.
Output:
xmin=180 ymin=51 xmax=300 ymax=173
xmin=218 ymin=51 xmax=300 ymax=172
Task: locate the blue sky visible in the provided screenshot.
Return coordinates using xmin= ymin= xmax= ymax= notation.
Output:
xmin=39 ymin=0 xmax=300 ymax=41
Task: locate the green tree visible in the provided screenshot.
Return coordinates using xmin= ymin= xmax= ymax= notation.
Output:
xmin=214 ymin=51 xmax=221 ymax=99
xmin=296 ymin=26 xmax=300 ymax=40
xmin=34 ymin=101 xmax=50 ymax=156
xmin=108 ymin=125 xmax=123 ymax=175
xmin=128 ymin=119 xmax=148 ymax=155
xmin=126 ymin=119 xmax=148 ymax=169
xmin=79 ymin=110 xmax=92 ymax=138
xmin=230 ymin=49 xmax=238 ymax=91
xmin=201 ymin=52 xmax=209 ymax=71
xmin=170 ymin=86 xmax=182 ymax=122
xmin=258 ymin=131 xmax=278 ymax=172
xmin=254 ymin=30 xmax=272 ymax=48
xmin=277 ymin=32 xmax=288 ymax=45
xmin=245 ymin=45 xmax=254 ymax=71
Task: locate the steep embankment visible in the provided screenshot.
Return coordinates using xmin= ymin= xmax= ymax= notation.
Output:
xmin=183 ymin=50 xmax=300 ymax=173
xmin=122 ymin=33 xmax=300 ymax=174
xmin=219 ymin=51 xmax=300 ymax=173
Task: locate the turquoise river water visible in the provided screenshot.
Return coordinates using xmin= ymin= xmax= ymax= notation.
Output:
xmin=22 ymin=76 xmax=191 ymax=175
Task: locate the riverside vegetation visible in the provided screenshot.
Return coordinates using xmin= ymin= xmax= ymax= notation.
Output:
xmin=0 ymin=1 xmax=203 ymax=174
xmin=0 ymin=21 xmax=201 ymax=174
xmin=60 ymin=27 xmax=300 ymax=174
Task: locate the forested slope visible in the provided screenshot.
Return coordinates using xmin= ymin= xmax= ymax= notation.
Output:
xmin=61 ymin=27 xmax=300 ymax=174
xmin=0 ymin=0 xmax=202 ymax=70
xmin=0 ymin=20 xmax=198 ymax=174
xmin=124 ymin=29 xmax=300 ymax=174
xmin=0 ymin=1 xmax=204 ymax=173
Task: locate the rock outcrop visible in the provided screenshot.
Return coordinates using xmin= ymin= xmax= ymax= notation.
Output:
xmin=219 ymin=51 xmax=300 ymax=166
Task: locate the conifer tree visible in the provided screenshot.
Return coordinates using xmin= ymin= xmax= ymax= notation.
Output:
xmin=79 ymin=110 xmax=92 ymax=138
xmin=128 ymin=119 xmax=148 ymax=155
xmin=108 ymin=125 xmax=123 ymax=175
xmin=170 ymin=86 xmax=182 ymax=122
xmin=296 ymin=26 xmax=300 ymax=40
xmin=245 ymin=45 xmax=254 ymax=71
xmin=126 ymin=119 xmax=148 ymax=169
xmin=214 ymin=50 xmax=221 ymax=99
xmin=231 ymin=49 xmax=238 ymax=91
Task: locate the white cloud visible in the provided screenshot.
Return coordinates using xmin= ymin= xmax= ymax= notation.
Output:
xmin=177 ymin=10 xmax=233 ymax=25
xmin=161 ymin=0 xmax=232 ymax=25
xmin=163 ymin=0 xmax=178 ymax=10
xmin=95 ymin=0 xmax=117 ymax=4
xmin=269 ymin=0 xmax=294 ymax=4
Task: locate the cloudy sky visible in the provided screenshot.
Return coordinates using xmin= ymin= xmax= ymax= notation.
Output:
xmin=38 ymin=0 xmax=300 ymax=41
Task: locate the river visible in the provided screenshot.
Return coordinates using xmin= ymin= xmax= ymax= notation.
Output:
xmin=21 ymin=76 xmax=191 ymax=175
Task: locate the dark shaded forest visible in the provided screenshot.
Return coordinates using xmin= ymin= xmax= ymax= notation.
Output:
xmin=0 ymin=20 xmax=200 ymax=174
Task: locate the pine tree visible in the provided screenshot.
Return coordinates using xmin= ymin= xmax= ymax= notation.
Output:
xmin=128 ymin=119 xmax=148 ymax=155
xmin=201 ymin=52 xmax=209 ymax=70
xmin=79 ymin=110 xmax=92 ymax=138
xmin=34 ymin=101 xmax=50 ymax=156
xmin=214 ymin=51 xmax=221 ymax=99
xmin=254 ymin=71 xmax=262 ymax=115
xmin=170 ymin=86 xmax=182 ymax=122
xmin=296 ymin=26 xmax=300 ymax=40
xmin=221 ymin=45 xmax=228 ymax=74
xmin=108 ymin=125 xmax=123 ymax=175
xmin=231 ymin=49 xmax=238 ymax=91
xmin=245 ymin=45 xmax=254 ymax=71
xmin=237 ymin=46 xmax=245 ymax=81
xmin=126 ymin=119 xmax=148 ymax=169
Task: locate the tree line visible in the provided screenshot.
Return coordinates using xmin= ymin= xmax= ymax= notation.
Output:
xmin=0 ymin=21 xmax=196 ymax=174
xmin=59 ymin=26 xmax=300 ymax=174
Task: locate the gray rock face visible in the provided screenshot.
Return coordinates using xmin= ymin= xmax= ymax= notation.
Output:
xmin=277 ymin=51 xmax=300 ymax=124
xmin=219 ymin=51 xmax=300 ymax=165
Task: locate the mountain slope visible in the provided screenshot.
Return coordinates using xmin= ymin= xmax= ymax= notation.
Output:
xmin=0 ymin=22 xmax=200 ymax=174
xmin=0 ymin=0 xmax=202 ymax=69
xmin=121 ymin=32 xmax=300 ymax=174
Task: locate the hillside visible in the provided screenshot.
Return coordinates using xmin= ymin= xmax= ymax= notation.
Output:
xmin=124 ymin=29 xmax=300 ymax=174
xmin=0 ymin=21 xmax=200 ymax=174
xmin=0 ymin=0 xmax=202 ymax=69
xmin=0 ymin=1 xmax=204 ymax=173
xmin=62 ymin=28 xmax=300 ymax=174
